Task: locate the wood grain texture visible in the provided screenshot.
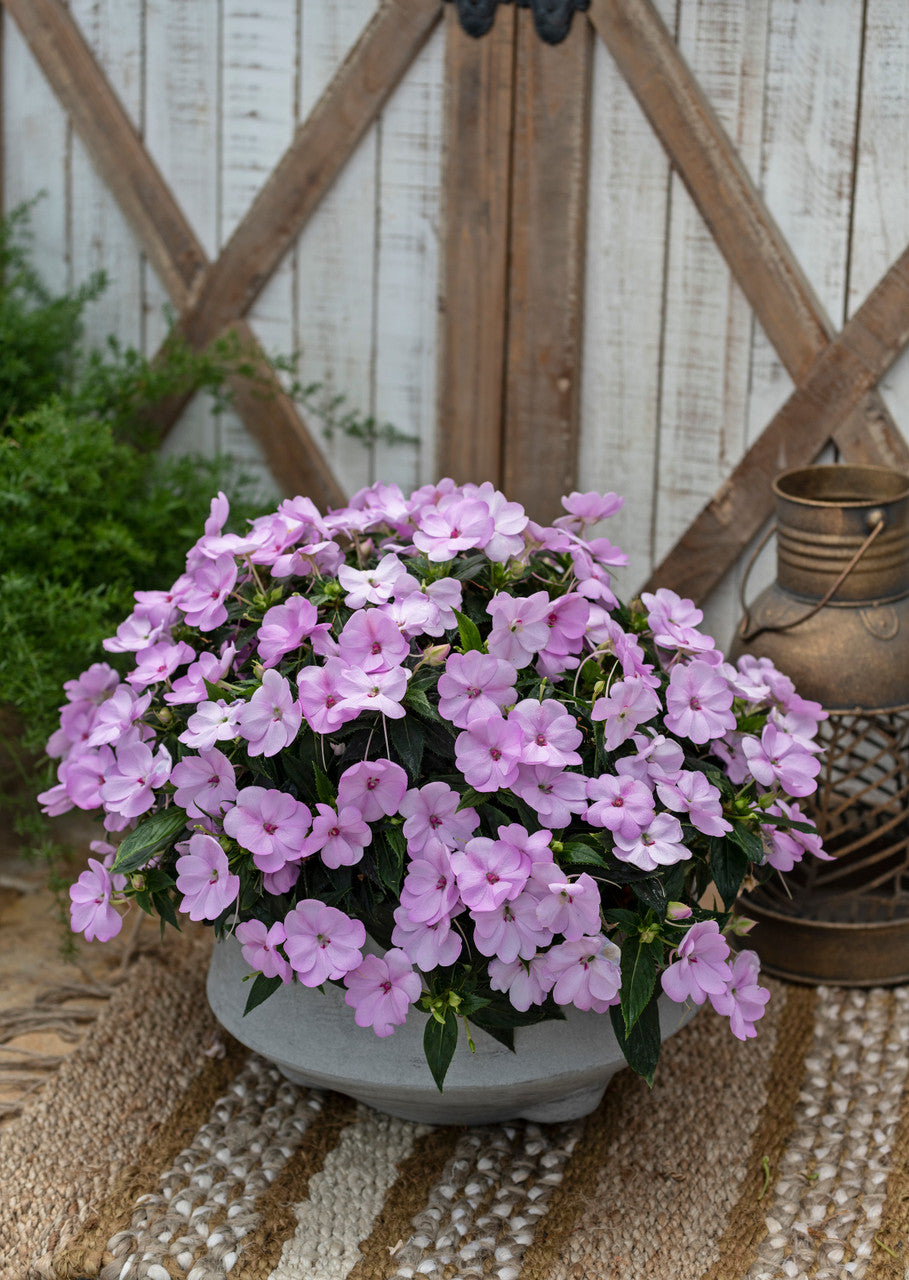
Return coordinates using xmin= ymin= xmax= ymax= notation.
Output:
xmin=436 ymin=3 xmax=516 ymax=487
xmin=293 ymin=0 xmax=380 ymax=498
xmin=179 ymin=0 xmax=441 ymax=351
xmin=373 ymin=24 xmax=446 ymax=491
xmin=645 ymin=239 xmax=909 ymax=603
xmin=4 ymin=0 xmax=205 ymax=307
xmin=577 ymin=2 xmax=675 ymax=599
xmin=502 ymin=8 xmax=593 ymax=523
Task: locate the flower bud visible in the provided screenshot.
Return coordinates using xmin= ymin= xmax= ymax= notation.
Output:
xmin=729 ymin=915 xmax=756 ymax=936
xmin=421 ymin=643 xmax=451 ymax=667
xmin=156 ymin=707 xmax=174 ymax=727
xmin=666 ymin=901 xmax=692 ymax=921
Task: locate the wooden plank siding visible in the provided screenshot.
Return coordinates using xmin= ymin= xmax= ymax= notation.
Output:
xmin=4 ymin=0 xmax=909 ymax=650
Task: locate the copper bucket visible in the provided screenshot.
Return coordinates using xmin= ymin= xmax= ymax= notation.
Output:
xmin=731 ymin=464 xmax=909 ymax=985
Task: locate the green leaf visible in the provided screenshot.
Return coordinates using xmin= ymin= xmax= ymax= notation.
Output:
xmin=313 ymin=763 xmax=335 ymax=806
xmin=619 ymin=933 xmax=661 ymax=1034
xmin=610 ymin=994 xmax=661 ymax=1085
xmin=727 ymin=822 xmax=766 ymax=862
xmin=560 ymin=841 xmax=607 ymax=868
xmin=630 ymin=877 xmax=667 ymax=915
xmin=243 ymin=971 xmax=283 ymax=1016
xmin=151 ymin=890 xmax=181 ymax=932
xmin=388 ymin=714 xmax=425 ymax=781
xmin=112 ymin=807 xmax=190 ymax=874
xmin=403 ymin=684 xmax=441 ymax=722
xmin=423 ymin=1007 xmax=459 ymax=1092
xmin=376 ymin=828 xmax=406 ymax=896
xmin=709 ymin=836 xmax=752 ymax=909
xmin=453 ymin=608 xmax=484 ymax=654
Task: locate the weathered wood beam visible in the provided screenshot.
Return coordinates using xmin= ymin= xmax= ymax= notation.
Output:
xmin=4 ymin=0 xmax=205 ymax=306
xmin=502 ymin=8 xmax=593 ymax=522
xmin=436 ymin=4 xmax=516 ymax=487
xmin=4 ymin=0 xmax=347 ymax=507
xmin=644 ymin=240 xmax=909 ymax=602
xmin=180 ymin=0 xmax=443 ymax=353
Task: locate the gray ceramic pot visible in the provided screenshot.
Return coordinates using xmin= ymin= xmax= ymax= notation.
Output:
xmin=207 ymin=935 xmax=696 ymax=1126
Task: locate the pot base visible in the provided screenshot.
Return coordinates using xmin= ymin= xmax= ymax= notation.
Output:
xmin=207 ymin=937 xmax=695 ymax=1125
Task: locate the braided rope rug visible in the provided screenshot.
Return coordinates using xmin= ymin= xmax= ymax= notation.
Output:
xmin=3 ymin=932 xmax=909 ymax=1280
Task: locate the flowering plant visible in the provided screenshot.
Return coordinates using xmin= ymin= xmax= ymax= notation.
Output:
xmin=44 ymin=480 xmax=828 ymax=1088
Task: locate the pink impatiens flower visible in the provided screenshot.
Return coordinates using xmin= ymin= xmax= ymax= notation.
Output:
xmin=398 ymin=843 xmax=462 ymax=925
xmin=336 ymin=759 xmax=408 ymax=823
xmin=660 ymin=919 xmax=732 ymax=1005
xmin=510 ymin=698 xmax=583 ymax=769
xmin=236 ymin=919 xmax=292 ymax=983
xmin=586 ymin=773 xmax=655 ymax=840
xmin=69 ymin=857 xmax=123 ymax=942
xmin=391 ymin=909 xmax=463 ymax=970
xmin=709 ymin=949 xmax=770 ymax=1039
xmin=343 ymin=949 xmax=422 ymax=1037
xmin=257 ymin=596 xmax=321 ymax=668
xmin=486 ymin=590 xmax=551 ymax=667
xmin=170 ymin=747 xmax=237 ymax=821
xmin=454 ymin=716 xmax=523 ymax=792
xmin=283 ymin=900 xmax=366 ymax=986
xmin=399 ymin=781 xmax=479 ymax=857
xmin=296 ymin=658 xmax=359 ymax=735
xmin=450 ymin=833 xmax=535 ymax=912
xmin=223 ymin=786 xmax=312 ymax=872
xmin=613 ymin=812 xmax=691 ymax=873
xmin=741 ymin=723 xmax=821 ymax=797
xmin=175 ymin=833 xmax=240 ymax=922
xmin=301 ymin=803 xmax=372 ymax=868
xmin=591 ymin=677 xmax=660 ymax=750
xmin=412 ymin=494 xmax=495 ymax=561
xmin=236 ymin=670 xmax=302 ymax=758
xmin=99 ymin=739 xmax=172 ymax=820
xmin=540 ymin=935 xmax=622 ymax=1012
xmin=665 ymin=660 xmax=736 ymax=745
xmin=436 ymin=652 xmax=517 ymax=730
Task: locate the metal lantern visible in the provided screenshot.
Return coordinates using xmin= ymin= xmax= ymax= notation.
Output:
xmin=730 ymin=464 xmax=909 ymax=985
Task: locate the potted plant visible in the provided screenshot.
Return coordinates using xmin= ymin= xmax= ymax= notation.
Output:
xmin=44 ymin=480 xmax=828 ymax=1123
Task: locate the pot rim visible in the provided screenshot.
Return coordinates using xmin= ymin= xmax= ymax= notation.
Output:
xmin=773 ymin=463 xmax=909 ymax=508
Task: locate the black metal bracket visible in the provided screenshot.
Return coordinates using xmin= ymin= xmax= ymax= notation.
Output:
xmin=443 ymin=0 xmax=590 ymax=45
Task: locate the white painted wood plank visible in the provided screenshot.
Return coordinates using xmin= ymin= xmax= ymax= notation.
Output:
xmin=143 ymin=0 xmax=221 ymax=460
xmin=655 ymin=0 xmax=770 ymax=648
xmin=372 ymin=22 xmax=444 ymax=493
xmin=849 ymin=0 xmax=909 ymax=441
xmin=220 ymin=0 xmax=299 ymax=493
xmin=293 ymin=0 xmax=379 ymax=499
xmin=68 ymin=0 xmax=144 ymax=354
xmin=578 ymin=0 xmax=677 ymax=603
xmin=2 ymin=11 xmax=70 ymax=297
xmin=725 ymin=0 xmax=866 ymax=651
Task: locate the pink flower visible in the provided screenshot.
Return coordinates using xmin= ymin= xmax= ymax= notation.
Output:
xmin=450 ymin=835 xmax=532 ymax=912
xmin=179 ymin=698 xmax=243 ymax=750
xmin=170 ymin=748 xmax=237 ymax=821
xmin=223 ymin=786 xmax=312 ymax=872
xmin=164 ymin=645 xmax=237 ymax=706
xmin=69 ymin=858 xmax=122 ymax=942
xmin=296 ymin=658 xmax=360 ymax=734
xmin=709 ymin=949 xmax=770 ymax=1039
xmin=412 ymin=495 xmax=495 ymax=561
xmin=591 ymin=677 xmax=660 ymax=749
xmin=283 ymin=900 xmax=366 ymax=986
xmin=531 ymin=867 xmax=601 ymax=940
xmin=665 ymin=660 xmax=736 ymax=745
xmin=337 ymin=609 xmax=409 ymax=673
xmin=103 ymin=604 xmax=172 ymax=654
xmin=660 ymin=920 xmax=731 ymax=1005
xmin=436 ymin=652 xmax=517 ymax=730
xmin=488 ymin=954 xmax=550 ymax=1012
xmin=175 ymin=833 xmax=240 ymax=921
xmin=613 ymin=811 xmax=691 ymax=873
xmin=126 ymin=640 xmax=195 ymax=690
xmin=641 ymin=588 xmax=715 ymax=653
xmin=177 ymin=553 xmax=238 ymax=631
xmin=99 ymin=739 xmax=172 ymax=819
xmin=336 ymin=664 xmax=410 ymax=719
xmin=470 ymin=886 xmax=552 ymax=962
xmin=337 ymin=553 xmax=405 ymax=608
xmin=462 ymin=482 xmax=528 ymax=562
xmin=336 ymin=759 xmax=408 ymax=823
xmin=391 ymin=909 xmax=463 ymax=970
xmin=257 ymin=596 xmax=321 ymax=668
xmin=741 ymin=724 xmax=821 ymax=797
xmin=511 ymin=765 xmax=588 ymax=827
xmin=236 ymin=670 xmax=302 ymax=757
xmin=540 ymin=936 xmax=622 ymax=1012
xmin=343 ymin=949 xmax=422 ymax=1036
xmin=454 ymin=716 xmax=523 ymax=792
xmin=58 ymin=745 xmax=117 ymax=811
xmin=84 ymin=684 xmax=152 ymax=748
xmin=236 ymin=920 xmax=292 ymax=983
xmin=761 ymin=799 xmax=830 ymax=871
xmin=586 ymin=773 xmax=655 ymax=840
xmin=656 ymin=770 xmax=732 ymax=838
xmin=301 ymin=803 xmax=372 ymax=868
xmin=399 ymin=781 xmax=478 ymax=857
xmin=486 ymin=590 xmax=551 ymax=667
xmin=398 ymin=844 xmax=462 ymax=925
xmin=555 ymin=489 xmax=623 ymax=528
xmin=511 ymin=698 xmax=583 ymax=769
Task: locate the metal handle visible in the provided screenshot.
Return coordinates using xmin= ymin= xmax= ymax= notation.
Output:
xmin=737 ymin=514 xmax=886 ymax=644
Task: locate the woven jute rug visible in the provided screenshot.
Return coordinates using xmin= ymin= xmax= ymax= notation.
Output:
xmin=3 ymin=931 xmax=909 ymax=1280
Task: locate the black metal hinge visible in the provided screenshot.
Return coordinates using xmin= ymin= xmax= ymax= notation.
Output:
xmin=443 ymin=0 xmax=590 ymax=45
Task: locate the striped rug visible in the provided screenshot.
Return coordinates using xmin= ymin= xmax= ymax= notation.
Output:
xmin=3 ymin=934 xmax=909 ymax=1280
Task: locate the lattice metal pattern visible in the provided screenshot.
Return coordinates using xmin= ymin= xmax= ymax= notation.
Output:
xmin=760 ymin=708 xmax=909 ymax=924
